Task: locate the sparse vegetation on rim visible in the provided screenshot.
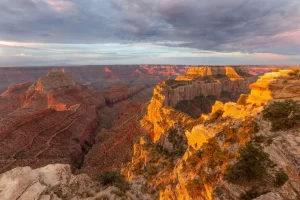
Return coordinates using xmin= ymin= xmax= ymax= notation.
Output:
xmin=165 ymin=79 xmax=190 ymax=88
xmin=97 ymin=171 xmax=130 ymax=192
xmin=225 ymin=143 xmax=274 ymax=182
xmin=263 ymin=100 xmax=300 ymax=131
xmin=167 ymin=128 xmax=187 ymax=157
xmin=288 ymin=68 xmax=300 ymax=79
xmin=239 ymin=187 xmax=270 ymax=200
xmin=274 ymin=171 xmax=289 ymax=187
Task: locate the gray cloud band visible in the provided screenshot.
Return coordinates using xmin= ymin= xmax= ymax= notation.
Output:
xmin=0 ymin=0 xmax=299 ymax=54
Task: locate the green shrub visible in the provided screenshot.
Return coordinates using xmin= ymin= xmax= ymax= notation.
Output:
xmin=201 ymin=138 xmax=229 ymax=169
xmin=97 ymin=171 xmax=130 ymax=191
xmin=274 ymin=171 xmax=289 ymax=187
xmin=154 ymin=143 xmax=169 ymax=155
xmin=187 ymin=138 xmax=229 ymax=169
xmin=253 ymin=135 xmax=266 ymax=143
xmin=263 ymin=100 xmax=300 ymax=131
xmin=226 ymin=143 xmax=273 ymax=182
xmin=239 ymin=187 xmax=269 ymax=200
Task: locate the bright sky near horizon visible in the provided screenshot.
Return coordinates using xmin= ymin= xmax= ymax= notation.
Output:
xmin=0 ymin=0 xmax=300 ymax=66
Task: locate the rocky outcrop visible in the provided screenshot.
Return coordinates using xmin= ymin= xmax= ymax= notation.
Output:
xmin=124 ymin=69 xmax=300 ymax=200
xmin=0 ymin=164 xmax=153 ymax=200
xmin=29 ymin=70 xmax=77 ymax=93
xmin=176 ymin=66 xmax=258 ymax=81
xmin=181 ymin=66 xmax=243 ymax=80
xmin=0 ymin=164 xmax=92 ymax=200
xmin=142 ymin=66 xmax=255 ymax=142
xmin=248 ymin=70 xmax=300 ymax=103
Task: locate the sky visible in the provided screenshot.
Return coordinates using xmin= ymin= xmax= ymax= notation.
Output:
xmin=0 ymin=0 xmax=300 ymax=66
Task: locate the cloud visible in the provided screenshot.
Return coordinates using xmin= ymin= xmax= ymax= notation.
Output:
xmin=108 ymin=0 xmax=300 ymax=51
xmin=0 ymin=0 xmax=299 ymax=65
xmin=44 ymin=0 xmax=75 ymax=12
xmin=0 ymin=41 xmax=40 ymax=48
xmin=252 ymin=53 xmax=289 ymax=61
xmin=14 ymin=53 xmax=33 ymax=57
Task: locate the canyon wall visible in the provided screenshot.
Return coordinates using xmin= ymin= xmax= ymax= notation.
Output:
xmin=143 ymin=66 xmax=256 ymax=142
xmin=124 ymin=68 xmax=300 ymax=200
xmin=0 ymin=70 xmax=154 ymax=173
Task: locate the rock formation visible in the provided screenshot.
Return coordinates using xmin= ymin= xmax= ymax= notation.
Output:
xmin=178 ymin=66 xmax=244 ymax=80
xmin=0 ymin=164 xmax=92 ymax=200
xmin=142 ymin=66 xmax=256 ymax=142
xmin=29 ymin=70 xmax=77 ymax=93
xmin=0 ymin=70 xmax=155 ymax=174
xmin=123 ymin=68 xmax=300 ymax=200
xmin=248 ymin=70 xmax=300 ymax=103
xmin=0 ymin=163 xmax=153 ymax=200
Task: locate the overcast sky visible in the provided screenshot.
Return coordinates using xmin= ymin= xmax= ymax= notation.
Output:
xmin=0 ymin=0 xmax=299 ymax=66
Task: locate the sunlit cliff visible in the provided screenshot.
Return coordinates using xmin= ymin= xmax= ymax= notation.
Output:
xmin=123 ymin=67 xmax=300 ymax=200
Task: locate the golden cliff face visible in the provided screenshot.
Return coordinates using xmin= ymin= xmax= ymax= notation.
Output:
xmin=248 ymin=70 xmax=300 ymax=103
xmin=142 ymin=66 xmax=254 ymax=142
xmin=142 ymin=81 xmax=203 ymax=142
xmin=214 ymin=69 xmax=300 ymax=119
xmin=177 ymin=66 xmax=245 ymax=81
xmin=124 ymin=68 xmax=300 ymax=200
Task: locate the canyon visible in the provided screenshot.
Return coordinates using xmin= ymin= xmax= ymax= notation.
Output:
xmin=124 ymin=68 xmax=300 ymax=200
xmin=0 ymin=65 xmax=281 ymax=94
xmin=0 ymin=66 xmax=299 ymax=200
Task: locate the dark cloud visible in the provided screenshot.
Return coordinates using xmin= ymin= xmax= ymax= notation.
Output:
xmin=0 ymin=0 xmax=299 ymax=53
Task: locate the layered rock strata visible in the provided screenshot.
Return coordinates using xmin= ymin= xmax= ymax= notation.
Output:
xmin=143 ymin=66 xmax=256 ymax=142
xmin=124 ymin=69 xmax=300 ymax=200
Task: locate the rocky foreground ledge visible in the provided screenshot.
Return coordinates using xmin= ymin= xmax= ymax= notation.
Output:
xmin=0 ymin=164 xmax=153 ymax=200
